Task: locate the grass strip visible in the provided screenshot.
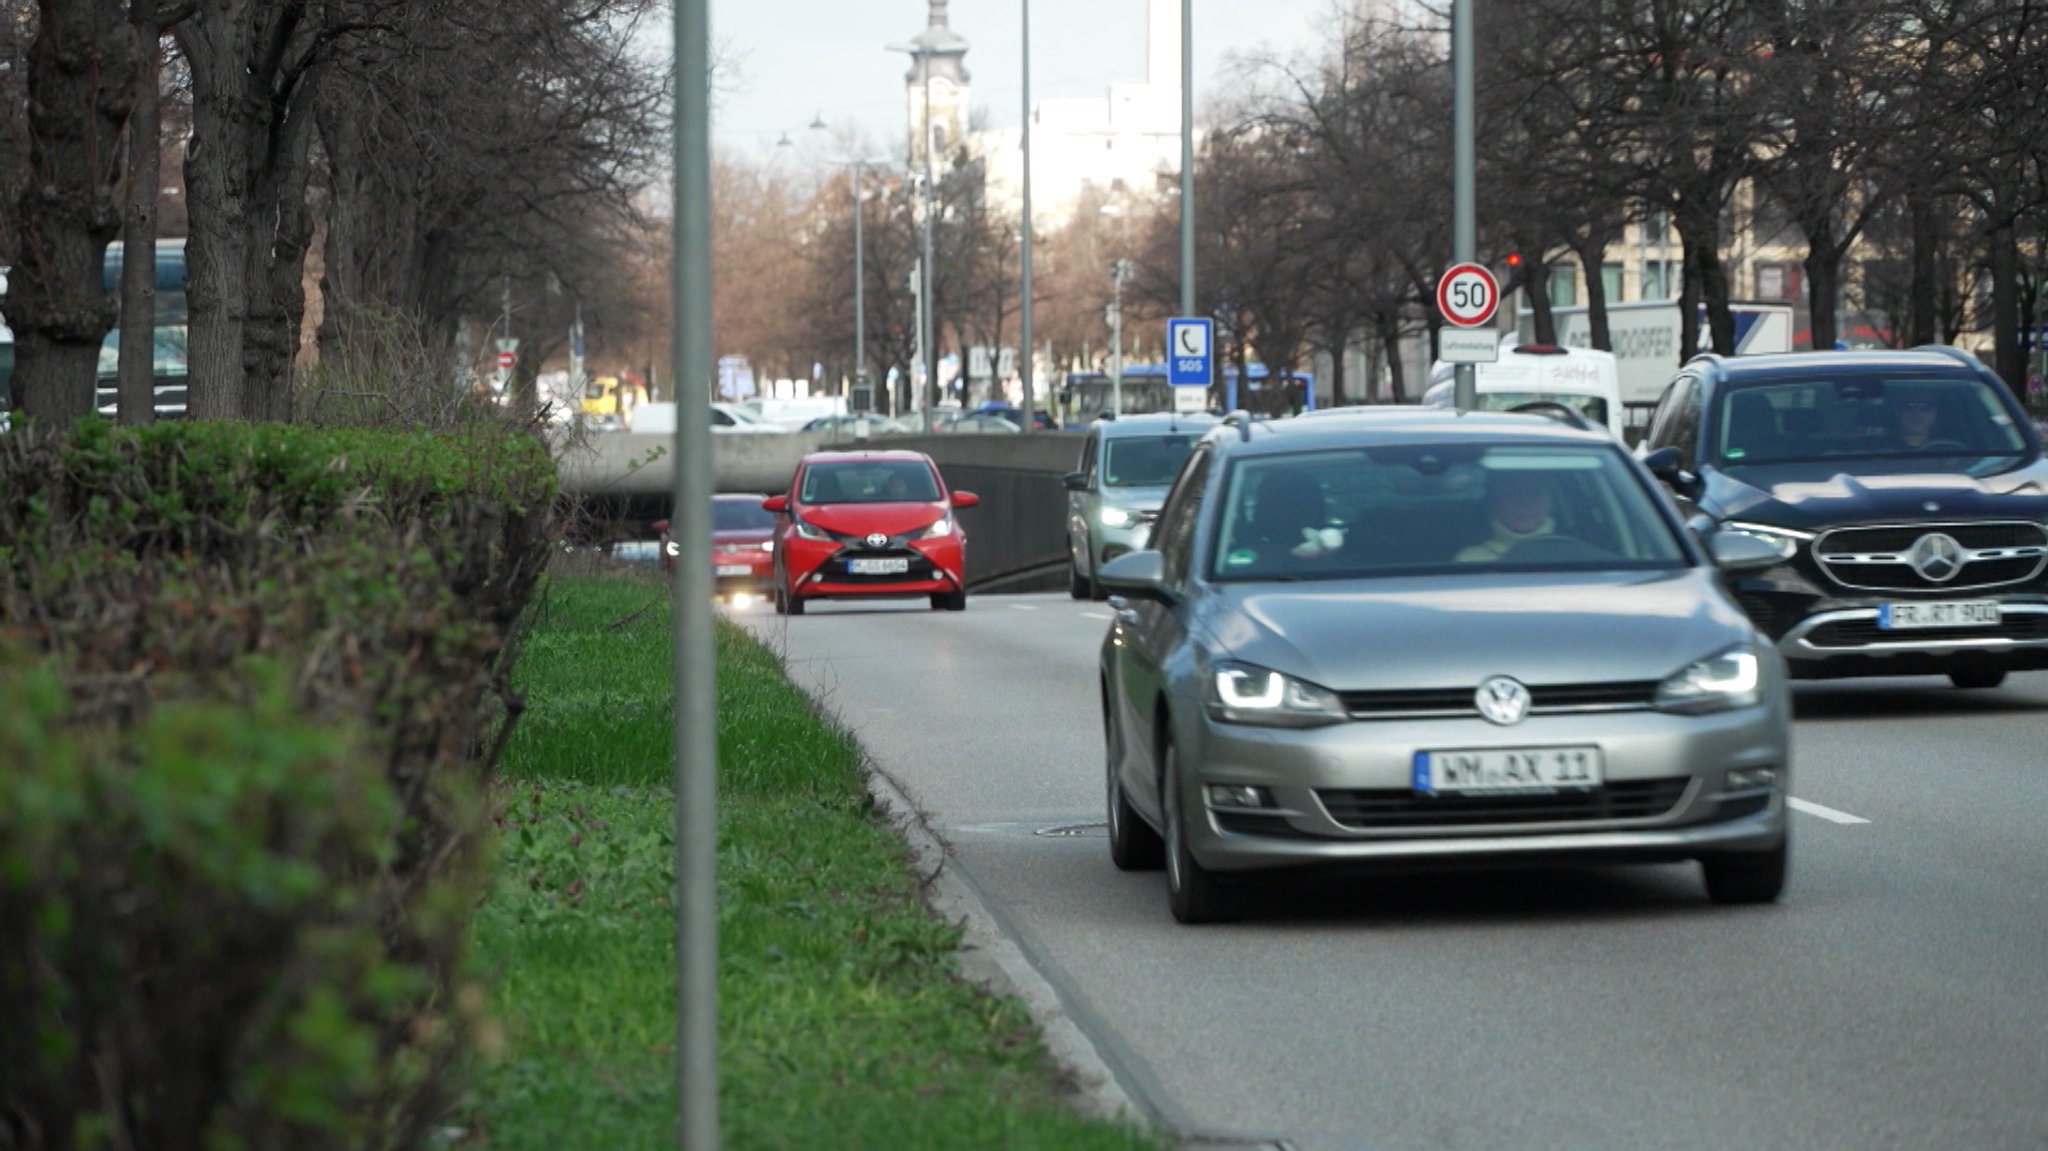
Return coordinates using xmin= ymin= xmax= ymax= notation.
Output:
xmin=471 ymin=572 xmax=1162 ymax=1150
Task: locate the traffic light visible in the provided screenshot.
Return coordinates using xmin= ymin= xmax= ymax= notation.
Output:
xmin=1503 ymin=252 xmax=1523 ymax=271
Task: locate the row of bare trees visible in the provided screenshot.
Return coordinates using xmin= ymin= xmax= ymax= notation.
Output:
xmin=1 ymin=0 xmax=669 ymax=428
xmin=1103 ymin=0 xmax=2048 ymax=401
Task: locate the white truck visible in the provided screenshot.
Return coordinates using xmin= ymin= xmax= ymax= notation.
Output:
xmin=1517 ymin=300 xmax=1794 ymax=408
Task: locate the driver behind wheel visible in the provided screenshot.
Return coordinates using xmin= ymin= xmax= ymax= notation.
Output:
xmin=1455 ymin=473 xmax=1557 ymax=562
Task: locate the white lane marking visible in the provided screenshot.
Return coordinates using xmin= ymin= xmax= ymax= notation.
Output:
xmin=1790 ymin=797 xmax=1870 ymax=825
xmin=1083 ymin=612 xmax=1113 ymax=621
xmin=1009 ymin=603 xmax=1040 ymax=611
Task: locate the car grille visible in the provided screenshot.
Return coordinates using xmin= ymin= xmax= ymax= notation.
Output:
xmin=1317 ymin=778 xmax=1691 ymax=830
xmin=1735 ymin=592 xmax=1790 ymax=638
xmin=1814 ymin=521 xmax=2048 ymax=592
xmin=1335 ymin=681 xmax=1659 ymax=720
xmin=1803 ymin=614 xmax=2048 ymax=648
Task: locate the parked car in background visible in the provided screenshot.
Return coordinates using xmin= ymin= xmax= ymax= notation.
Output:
xmin=1064 ymin=412 xmax=1216 ymax=599
xmin=1097 ymin=408 xmax=1791 ymax=923
xmin=937 ymin=412 xmax=1021 ymax=434
xmin=656 ymin=493 xmax=779 ymax=606
xmin=803 ymin=413 xmax=896 ymax=439
xmin=1637 ymin=347 xmax=2048 ymax=689
xmin=765 ymin=450 xmax=980 ymax=614
xmin=712 ymin=402 xmax=787 ymax=433
xmin=975 ymin=403 xmax=1058 ymax=430
xmin=1424 ymin=341 xmax=1626 ymax=440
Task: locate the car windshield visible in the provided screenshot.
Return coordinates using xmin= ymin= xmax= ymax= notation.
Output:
xmin=713 ymin=499 xmax=776 ymax=532
xmin=1209 ymin=443 xmax=1687 ymax=581
xmin=800 ymin=460 xmax=941 ymax=504
xmin=1424 ymin=383 xmax=1608 ymax=428
xmin=1713 ymin=373 xmax=2029 ymax=473
xmin=1104 ymin=434 xmax=1202 ymax=486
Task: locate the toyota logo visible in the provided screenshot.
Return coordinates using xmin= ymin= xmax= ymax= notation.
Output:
xmin=1908 ymin=532 xmax=1964 ymax=583
xmin=1475 ymin=676 xmax=1532 ymax=726
xmin=864 ymin=532 xmax=890 ymax=549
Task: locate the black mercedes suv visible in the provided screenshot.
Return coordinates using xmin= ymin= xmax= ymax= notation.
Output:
xmin=1636 ymin=346 xmax=2048 ymax=688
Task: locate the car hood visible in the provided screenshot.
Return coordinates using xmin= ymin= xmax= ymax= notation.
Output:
xmin=1201 ymin=570 xmax=1753 ymax=692
xmin=797 ymin=501 xmax=948 ymax=535
xmin=1096 ymin=484 xmax=1171 ymax=513
xmin=1705 ymin=460 xmax=2048 ymax=530
xmin=713 ymin=529 xmax=774 ymax=548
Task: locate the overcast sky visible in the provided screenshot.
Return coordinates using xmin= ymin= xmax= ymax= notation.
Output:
xmin=710 ymin=0 xmax=1352 ymax=157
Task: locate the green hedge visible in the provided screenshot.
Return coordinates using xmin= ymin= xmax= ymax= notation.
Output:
xmin=0 ymin=418 xmax=559 ymax=1150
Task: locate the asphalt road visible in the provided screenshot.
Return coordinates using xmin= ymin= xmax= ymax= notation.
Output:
xmin=740 ymin=592 xmax=2048 ymax=1151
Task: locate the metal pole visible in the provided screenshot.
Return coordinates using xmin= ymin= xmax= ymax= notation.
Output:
xmin=1019 ymin=0 xmax=1034 ymax=431
xmin=1451 ymin=0 xmax=1477 ymax=411
xmin=922 ymin=68 xmax=939 ymax=412
xmin=853 ymin=160 xmax=867 ymax=410
xmin=1111 ymin=261 xmax=1125 ymax=417
xmin=1178 ymin=0 xmax=1195 ymax=319
xmin=672 ymin=1 xmax=719 ymax=1147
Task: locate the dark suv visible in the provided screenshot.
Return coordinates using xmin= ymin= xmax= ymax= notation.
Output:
xmin=1637 ymin=347 xmax=2048 ymax=688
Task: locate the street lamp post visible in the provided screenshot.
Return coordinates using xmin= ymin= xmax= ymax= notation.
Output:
xmin=1179 ymin=0 xmax=1194 ymax=319
xmin=1019 ymin=0 xmax=1034 ymax=430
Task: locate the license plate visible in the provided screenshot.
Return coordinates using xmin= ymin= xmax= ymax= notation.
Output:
xmin=847 ymin=557 xmax=910 ymax=575
xmin=1414 ymin=747 xmax=1603 ymax=795
xmin=1878 ymin=600 xmax=2001 ymax=629
xmin=714 ymin=564 xmax=751 ymax=576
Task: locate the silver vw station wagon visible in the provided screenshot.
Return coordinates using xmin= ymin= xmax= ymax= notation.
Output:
xmin=1097 ymin=408 xmax=1793 ymax=923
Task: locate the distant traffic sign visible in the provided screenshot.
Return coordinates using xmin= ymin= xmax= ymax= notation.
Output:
xmin=1437 ymin=263 xmax=1500 ymax=328
xmin=496 ymin=350 xmax=516 ymax=370
xmin=1167 ymin=317 xmax=1213 ymax=387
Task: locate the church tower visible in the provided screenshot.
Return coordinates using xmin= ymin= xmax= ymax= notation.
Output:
xmin=903 ymin=0 xmax=970 ymax=167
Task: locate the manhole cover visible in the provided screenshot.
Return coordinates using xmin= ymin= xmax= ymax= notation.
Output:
xmin=1034 ymin=821 xmax=1108 ymax=838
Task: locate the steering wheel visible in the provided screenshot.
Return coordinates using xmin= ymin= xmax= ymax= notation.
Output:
xmin=1500 ymin=534 xmax=1619 ymax=565
xmin=1919 ymin=438 xmax=1970 ymax=452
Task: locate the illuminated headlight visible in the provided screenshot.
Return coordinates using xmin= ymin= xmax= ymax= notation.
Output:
xmin=923 ymin=515 xmax=954 ymax=538
xmin=759 ymin=540 xmax=775 ymax=552
xmin=793 ymin=518 xmax=831 ymax=541
xmin=1099 ymin=506 xmax=1140 ymax=528
xmin=1656 ymin=645 xmax=1764 ymax=714
xmin=1205 ymin=662 xmax=1347 ymax=728
xmin=1723 ymin=522 xmax=1811 ymax=561
xmin=664 ymin=540 xmax=680 ymax=557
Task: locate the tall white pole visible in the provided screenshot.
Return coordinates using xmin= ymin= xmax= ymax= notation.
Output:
xmin=1451 ymin=0 xmax=1477 ymax=411
xmin=1178 ymin=0 xmax=1194 ymax=320
xmin=921 ymin=68 xmax=938 ymax=412
xmin=853 ymin=160 xmax=867 ymax=410
xmin=1019 ymin=0 xmax=1035 ymax=430
xmin=671 ymin=0 xmax=718 ymax=1147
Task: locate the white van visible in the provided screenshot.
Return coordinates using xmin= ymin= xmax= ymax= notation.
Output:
xmin=1424 ymin=341 xmax=1626 ymax=439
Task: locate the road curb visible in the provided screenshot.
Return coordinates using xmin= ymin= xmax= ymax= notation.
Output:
xmin=859 ymin=763 xmax=1152 ymax=1127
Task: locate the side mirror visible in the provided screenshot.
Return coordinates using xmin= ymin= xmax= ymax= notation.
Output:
xmin=1708 ymin=530 xmax=1786 ymax=575
xmin=762 ymin=495 xmax=788 ymax=514
xmin=951 ymin=490 xmax=980 ymax=509
xmin=1640 ymin=446 xmax=1700 ymax=497
xmin=1096 ymin=550 xmax=1174 ymax=603
xmin=1062 ymin=471 xmax=1090 ymax=492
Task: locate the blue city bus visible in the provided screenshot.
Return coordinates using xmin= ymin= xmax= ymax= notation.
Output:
xmin=1058 ymin=362 xmax=1316 ymax=427
xmin=96 ymin=238 xmax=189 ymax=418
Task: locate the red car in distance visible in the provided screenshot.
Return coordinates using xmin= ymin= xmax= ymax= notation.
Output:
xmin=655 ymin=493 xmax=778 ymax=608
xmin=765 ymin=450 xmax=979 ymax=615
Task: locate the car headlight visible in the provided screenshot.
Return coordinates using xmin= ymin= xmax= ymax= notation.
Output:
xmin=793 ymin=517 xmax=831 ymax=542
xmin=664 ymin=540 xmax=680 ymax=557
xmin=1722 ymin=522 xmax=1811 ymax=561
xmin=923 ymin=515 xmax=953 ymax=538
xmin=1100 ymin=506 xmax=1140 ymax=528
xmin=759 ymin=540 xmax=775 ymax=552
xmin=1206 ymin=661 xmax=1347 ymax=728
xmin=1655 ymin=645 xmax=1764 ymax=714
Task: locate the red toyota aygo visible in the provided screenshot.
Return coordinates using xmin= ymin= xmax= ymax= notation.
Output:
xmin=766 ymin=450 xmax=979 ymax=615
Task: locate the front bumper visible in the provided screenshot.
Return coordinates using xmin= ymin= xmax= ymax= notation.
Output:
xmin=782 ymin=535 xmax=965 ymax=601
xmin=1733 ymin=566 xmax=2048 ymax=679
xmin=1178 ymin=704 xmax=1788 ymax=874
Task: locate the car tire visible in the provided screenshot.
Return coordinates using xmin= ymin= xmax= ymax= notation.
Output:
xmin=1070 ymin=558 xmax=1093 ymax=600
xmin=1162 ymin=736 xmax=1234 ymax=924
xmin=1701 ymin=837 xmax=1789 ymax=905
xmin=930 ymin=593 xmax=947 ymax=611
xmin=1949 ymin=668 xmax=2007 ymax=689
xmin=944 ymin=589 xmax=967 ymax=612
xmin=1105 ymin=693 xmax=1164 ymax=872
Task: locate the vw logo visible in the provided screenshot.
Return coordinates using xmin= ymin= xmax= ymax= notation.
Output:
xmin=1475 ymin=676 xmax=1532 ymax=726
xmin=1908 ymin=532 xmax=1964 ymax=583
xmin=864 ymin=532 xmax=890 ymax=549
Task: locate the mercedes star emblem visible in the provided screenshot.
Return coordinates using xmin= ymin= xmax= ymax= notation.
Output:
xmin=1908 ymin=532 xmax=1964 ymax=583
xmin=1475 ymin=676 xmax=1532 ymax=726
xmin=864 ymin=532 xmax=890 ymax=549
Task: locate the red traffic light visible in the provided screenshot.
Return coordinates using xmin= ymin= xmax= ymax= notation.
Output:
xmin=1503 ymin=252 xmax=1523 ymax=269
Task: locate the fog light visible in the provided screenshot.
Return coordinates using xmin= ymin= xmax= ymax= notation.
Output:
xmin=1725 ymin=767 xmax=1778 ymax=790
xmin=810 ymin=572 xmax=826 ymax=584
xmin=1205 ymin=785 xmax=1269 ymax=809
xmin=731 ymin=592 xmax=753 ymax=610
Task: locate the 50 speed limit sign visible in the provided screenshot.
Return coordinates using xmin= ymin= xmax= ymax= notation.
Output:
xmin=1436 ymin=262 xmax=1501 ymax=328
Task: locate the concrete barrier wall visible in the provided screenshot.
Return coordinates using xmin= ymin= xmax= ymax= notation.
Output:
xmin=558 ymin=429 xmax=1089 ymax=591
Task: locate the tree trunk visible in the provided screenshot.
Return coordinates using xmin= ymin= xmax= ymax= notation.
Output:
xmin=117 ymin=22 xmax=161 ymax=426
xmin=242 ymin=62 xmax=323 ymax=422
xmin=1989 ymin=221 xmax=2023 ymax=393
xmin=177 ymin=5 xmax=258 ymax=420
xmin=1676 ymin=201 xmax=1734 ymax=356
xmin=1526 ymin=252 xmax=1557 ymax=345
xmin=1576 ymin=235 xmax=1614 ymax=352
xmin=1802 ymin=230 xmax=1842 ymax=354
xmin=1323 ymin=332 xmax=1346 ymax=407
xmin=1378 ymin=315 xmax=1406 ymax=404
xmin=1908 ymin=193 xmax=1939 ymax=347
xmin=5 ymin=0 xmax=141 ymax=429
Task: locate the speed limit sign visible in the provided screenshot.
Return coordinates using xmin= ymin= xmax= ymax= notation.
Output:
xmin=1436 ymin=262 xmax=1500 ymax=328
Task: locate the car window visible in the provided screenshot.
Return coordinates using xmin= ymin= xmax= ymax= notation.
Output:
xmin=1103 ymin=434 xmax=1203 ymax=487
xmin=799 ymin=460 xmax=942 ymax=504
xmin=1152 ymin=446 xmax=1214 ymax=587
xmin=1208 ymin=443 xmax=1687 ymax=581
xmin=711 ymin=408 xmax=736 ymax=426
xmin=1645 ymin=375 xmax=1693 ymax=450
xmin=1080 ymin=431 xmax=1100 ymax=484
xmin=1712 ymin=372 xmax=2029 ymax=473
xmin=712 ymin=500 xmax=776 ymax=532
